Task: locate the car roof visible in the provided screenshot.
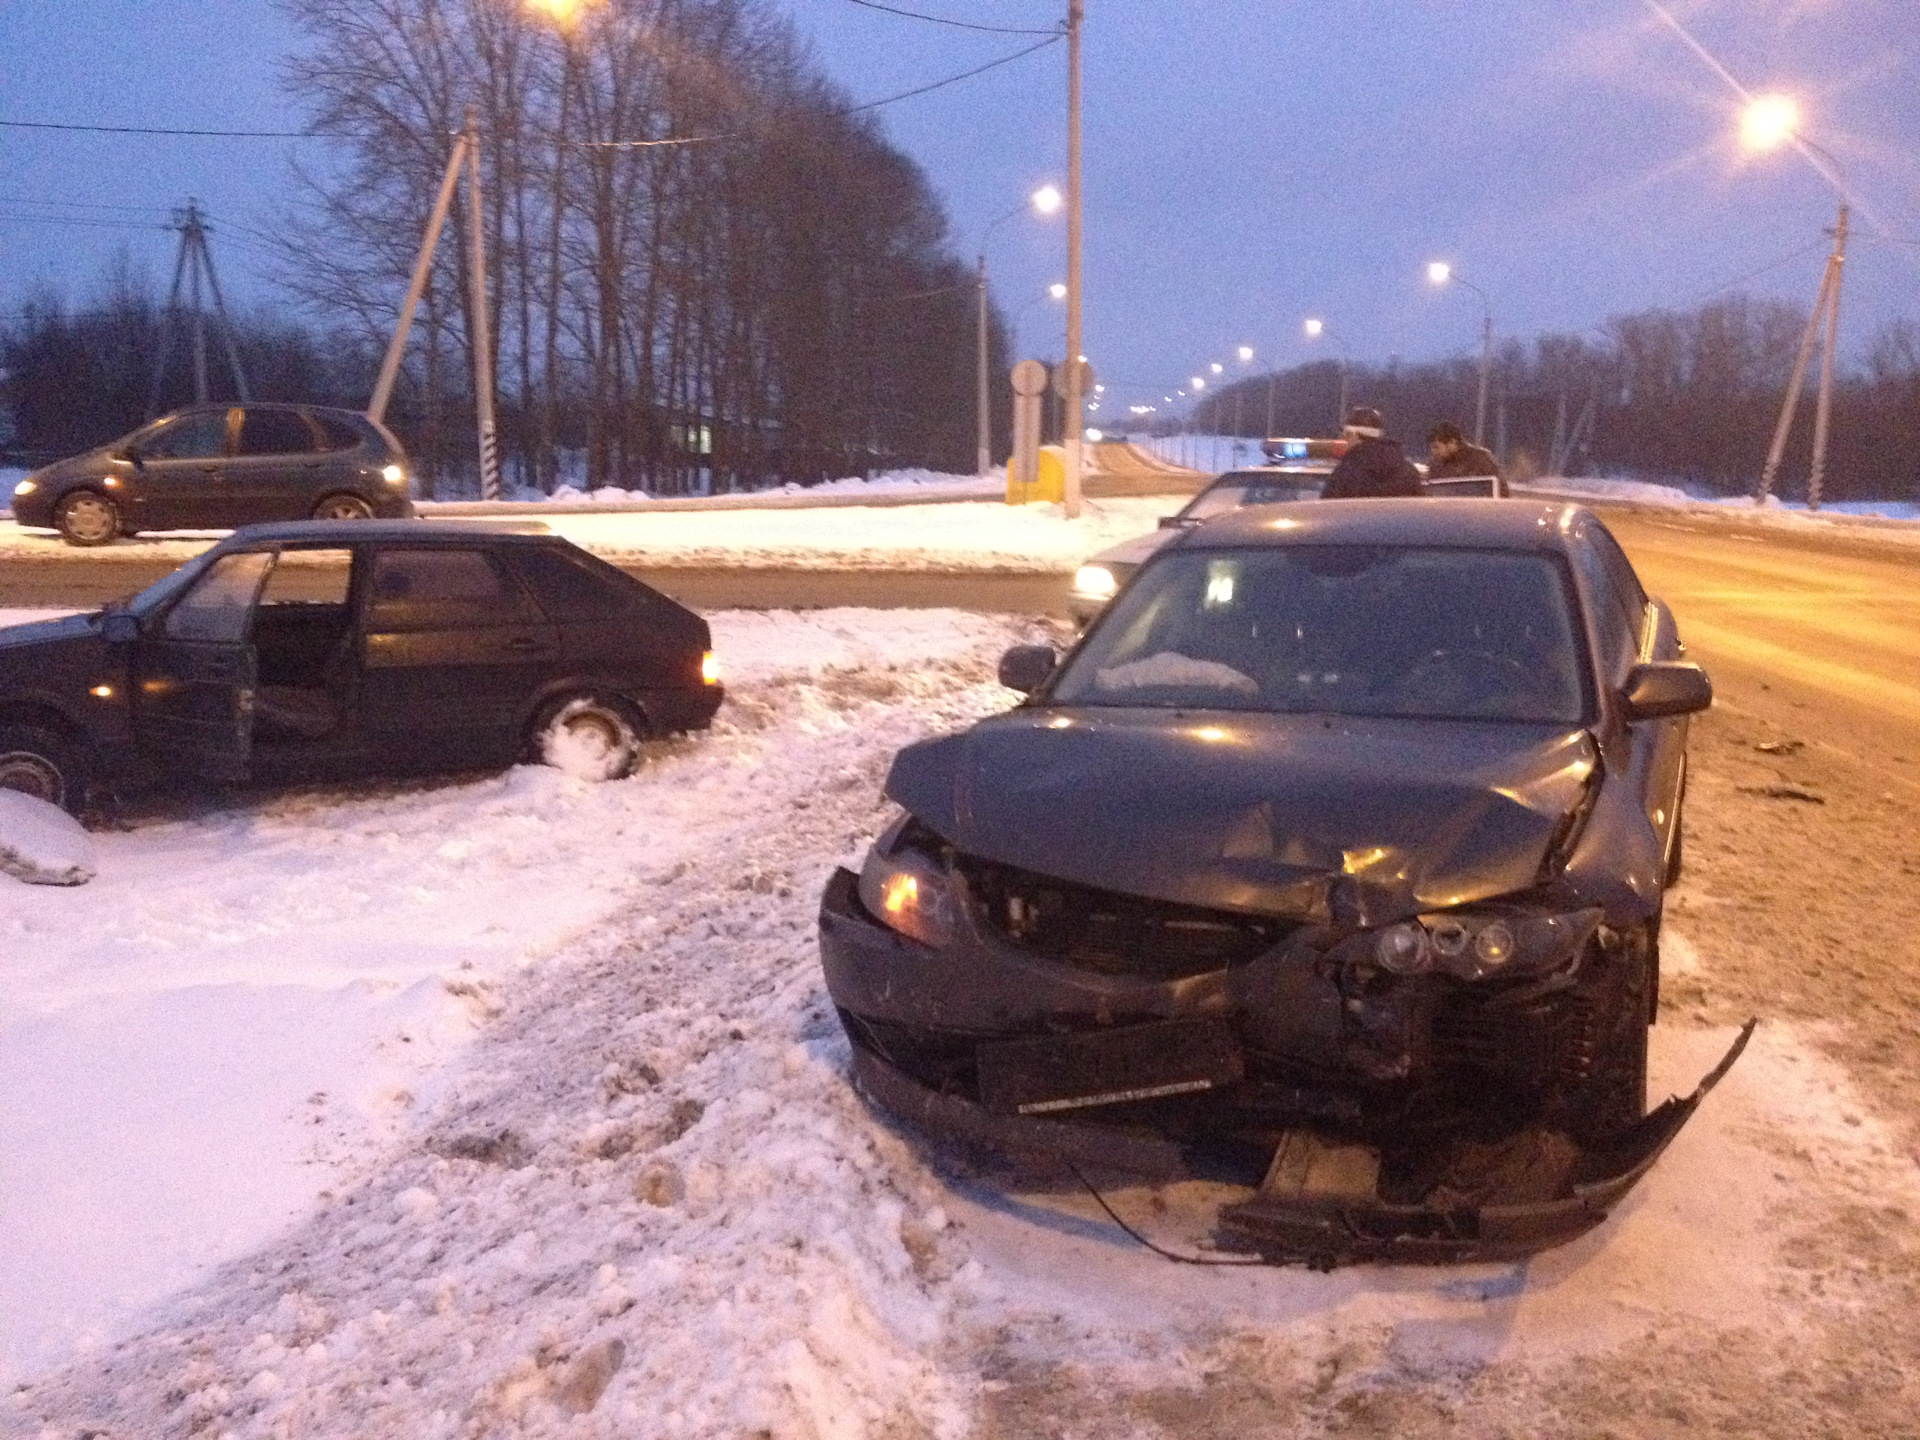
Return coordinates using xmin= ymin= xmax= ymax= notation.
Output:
xmin=221 ymin=520 xmax=554 ymax=546
xmin=1172 ymin=498 xmax=1590 ymax=553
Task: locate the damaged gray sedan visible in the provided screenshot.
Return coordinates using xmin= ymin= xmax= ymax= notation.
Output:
xmin=820 ymin=500 xmax=1750 ymax=1266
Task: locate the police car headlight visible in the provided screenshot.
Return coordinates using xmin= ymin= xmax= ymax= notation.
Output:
xmin=381 ymin=464 xmax=407 ymax=486
xmin=1074 ymin=564 xmax=1118 ymax=600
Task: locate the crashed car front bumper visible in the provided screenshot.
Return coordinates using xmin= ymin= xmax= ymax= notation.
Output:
xmin=822 ymin=864 xmax=1755 ymax=1265
xmin=849 ymin=1010 xmax=1753 ymax=1266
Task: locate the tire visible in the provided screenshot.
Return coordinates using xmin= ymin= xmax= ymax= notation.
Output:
xmin=311 ymin=493 xmax=375 ymax=521
xmin=55 ymin=490 xmax=121 ymax=547
xmin=0 ymin=725 xmax=88 ymax=814
xmin=1565 ymin=931 xmax=1653 ymax=1143
xmin=534 ymin=695 xmax=642 ymax=781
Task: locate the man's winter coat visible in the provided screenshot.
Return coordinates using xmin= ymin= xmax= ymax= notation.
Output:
xmin=1323 ymin=437 xmax=1425 ymax=499
xmin=1428 ymin=442 xmax=1503 ymax=482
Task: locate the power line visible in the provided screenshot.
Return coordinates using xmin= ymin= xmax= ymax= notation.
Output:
xmin=843 ymin=34 xmax=1063 ymax=114
xmin=0 ymin=118 xmax=309 ymax=139
xmin=844 ymin=0 xmax=1063 ymax=36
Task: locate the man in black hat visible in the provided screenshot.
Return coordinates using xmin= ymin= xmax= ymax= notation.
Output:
xmin=1426 ymin=421 xmax=1503 ymax=490
xmin=1322 ymin=406 xmax=1425 ymax=498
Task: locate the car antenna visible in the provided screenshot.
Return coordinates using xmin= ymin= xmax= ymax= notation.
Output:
xmin=1067 ymin=1163 xmax=1264 ymax=1267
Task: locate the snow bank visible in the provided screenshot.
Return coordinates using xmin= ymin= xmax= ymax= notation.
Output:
xmin=0 ymin=607 xmax=1041 ymax=1390
xmin=1521 ymin=473 xmax=1920 ymax=523
xmin=0 ymin=790 xmax=95 ymax=885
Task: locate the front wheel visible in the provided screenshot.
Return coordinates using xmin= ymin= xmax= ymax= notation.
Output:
xmin=0 ymin=725 xmax=88 ymax=814
xmin=535 ymin=696 xmax=642 ymax=781
xmin=1563 ymin=930 xmax=1653 ymax=1143
xmin=311 ymin=493 xmax=375 ymax=521
xmin=55 ymin=491 xmax=121 ymax=547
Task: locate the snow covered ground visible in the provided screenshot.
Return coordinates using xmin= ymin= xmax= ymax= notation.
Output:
xmin=0 ymin=496 xmax=1181 ymax=574
xmin=7 ymin=607 xmax=1920 ymax=1438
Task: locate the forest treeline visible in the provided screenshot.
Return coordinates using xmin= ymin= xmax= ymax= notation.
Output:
xmin=1190 ymin=296 xmax=1920 ymax=500
xmin=2 ymin=0 xmax=1007 ymax=495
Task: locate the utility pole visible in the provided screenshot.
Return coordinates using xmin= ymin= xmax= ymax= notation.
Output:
xmin=1062 ymin=0 xmax=1086 ymax=517
xmin=1476 ymin=309 xmax=1493 ymax=450
xmin=367 ymin=109 xmax=502 ymax=500
xmin=1756 ymin=203 xmax=1848 ymax=511
xmin=976 ymin=254 xmax=991 ymax=477
xmin=147 ymin=201 xmax=250 ymax=418
xmin=463 ymin=107 xmax=502 ymax=501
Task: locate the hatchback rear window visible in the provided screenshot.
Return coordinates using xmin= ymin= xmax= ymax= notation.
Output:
xmin=367 ymin=549 xmax=530 ymax=630
xmin=237 ymin=409 xmax=316 ymax=457
xmin=509 ymin=545 xmax=635 ymax=618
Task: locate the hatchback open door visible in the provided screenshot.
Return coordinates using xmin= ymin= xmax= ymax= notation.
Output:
xmin=132 ymin=549 xmax=274 ymax=780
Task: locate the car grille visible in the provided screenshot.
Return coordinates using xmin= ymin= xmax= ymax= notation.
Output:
xmin=954 ymin=854 xmax=1292 ymax=981
xmin=1431 ymin=986 xmax=1590 ymax=1093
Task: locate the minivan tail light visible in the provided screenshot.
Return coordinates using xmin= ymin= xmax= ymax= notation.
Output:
xmin=700 ymin=651 xmax=721 ymax=686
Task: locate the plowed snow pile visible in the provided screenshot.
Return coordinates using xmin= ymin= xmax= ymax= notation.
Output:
xmin=6 ymin=615 xmax=1919 ymax=1439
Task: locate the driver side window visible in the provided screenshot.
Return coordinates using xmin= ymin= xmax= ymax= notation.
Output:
xmin=142 ymin=410 xmax=232 ymax=461
xmin=162 ymin=551 xmax=273 ymax=643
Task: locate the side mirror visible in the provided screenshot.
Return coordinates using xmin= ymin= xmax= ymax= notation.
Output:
xmin=1158 ymin=515 xmax=1185 ymax=530
xmin=101 ymin=611 xmax=141 ymax=645
xmin=1622 ymin=661 xmax=1712 ymax=721
xmin=997 ymin=643 xmax=1058 ymax=695
xmin=119 ymin=446 xmax=146 ymax=470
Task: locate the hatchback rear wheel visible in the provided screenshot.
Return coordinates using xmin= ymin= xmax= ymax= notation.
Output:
xmin=536 ymin=695 xmax=642 ymax=781
xmin=312 ymin=493 xmax=375 ymax=521
xmin=55 ymin=491 xmax=121 ymax=547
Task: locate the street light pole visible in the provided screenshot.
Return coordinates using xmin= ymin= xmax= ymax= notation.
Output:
xmin=1427 ymin=263 xmax=1493 ymax=447
xmin=975 ymin=254 xmax=991 ymax=477
xmin=1062 ymin=0 xmax=1086 ymax=518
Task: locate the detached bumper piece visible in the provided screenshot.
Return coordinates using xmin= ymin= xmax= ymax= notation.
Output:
xmin=1219 ymin=1019 xmax=1755 ymax=1266
xmin=849 ymin=1017 xmax=1755 ymax=1267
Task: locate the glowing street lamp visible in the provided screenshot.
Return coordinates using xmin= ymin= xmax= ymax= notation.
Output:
xmin=1740 ymin=94 xmax=1799 ymax=153
xmin=1048 ymin=282 xmax=1068 ymax=301
xmin=1236 ymin=345 xmax=1254 ymax=363
xmin=1738 ymin=96 xmax=1851 ymax=510
xmin=1427 ymin=260 xmax=1493 ymax=447
xmin=1303 ymin=317 xmax=1325 ymax=339
xmin=1031 ymin=183 xmax=1064 ymax=216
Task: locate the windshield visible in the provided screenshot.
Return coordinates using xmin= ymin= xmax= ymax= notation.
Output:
xmin=1050 ymin=545 xmax=1590 ymax=723
xmin=126 ymin=550 xmax=219 ymax=619
xmin=1178 ymin=470 xmax=1324 ymax=521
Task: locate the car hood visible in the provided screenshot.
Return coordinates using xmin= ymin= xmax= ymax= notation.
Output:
xmin=885 ymin=707 xmax=1598 ymax=927
xmin=0 ymin=612 xmax=101 ymax=652
xmin=1084 ymin=527 xmax=1177 ymax=569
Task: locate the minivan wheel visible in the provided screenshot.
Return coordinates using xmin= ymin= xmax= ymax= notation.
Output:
xmin=0 ymin=725 xmax=86 ymax=814
xmin=536 ymin=696 xmax=642 ymax=781
xmin=55 ymin=491 xmax=121 ymax=547
xmin=312 ymin=493 xmax=375 ymax=521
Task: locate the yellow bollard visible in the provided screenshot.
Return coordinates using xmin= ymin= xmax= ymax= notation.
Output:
xmin=1007 ymin=444 xmax=1068 ymax=504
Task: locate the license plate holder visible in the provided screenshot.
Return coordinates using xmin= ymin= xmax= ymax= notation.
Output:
xmin=976 ymin=1018 xmax=1243 ymax=1117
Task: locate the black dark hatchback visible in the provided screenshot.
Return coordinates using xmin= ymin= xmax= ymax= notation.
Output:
xmin=0 ymin=521 xmax=722 ymax=810
xmin=9 ymin=403 xmax=414 ymax=545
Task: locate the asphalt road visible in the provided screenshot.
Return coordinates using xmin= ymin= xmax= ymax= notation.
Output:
xmin=1599 ymin=510 xmax=1920 ymax=797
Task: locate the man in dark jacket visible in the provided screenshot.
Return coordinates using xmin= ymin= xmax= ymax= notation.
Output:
xmin=1322 ymin=406 xmax=1425 ymax=498
xmin=1426 ymin=421 xmax=1504 ymax=490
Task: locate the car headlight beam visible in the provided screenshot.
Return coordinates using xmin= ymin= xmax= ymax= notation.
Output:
xmin=1073 ymin=564 xmax=1118 ymax=600
xmin=13 ymin=479 xmax=36 ymax=497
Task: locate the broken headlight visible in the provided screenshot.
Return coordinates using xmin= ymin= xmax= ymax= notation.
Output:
xmin=857 ymin=818 xmax=962 ymax=949
xmin=1357 ymin=908 xmax=1600 ymax=982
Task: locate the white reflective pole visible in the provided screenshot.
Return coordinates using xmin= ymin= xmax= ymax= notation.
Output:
xmin=1061 ymin=0 xmax=1085 ymax=517
xmin=464 ymin=108 xmax=502 ymax=501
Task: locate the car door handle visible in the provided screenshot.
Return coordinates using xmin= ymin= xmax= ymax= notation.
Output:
xmin=503 ymin=635 xmax=546 ymax=653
